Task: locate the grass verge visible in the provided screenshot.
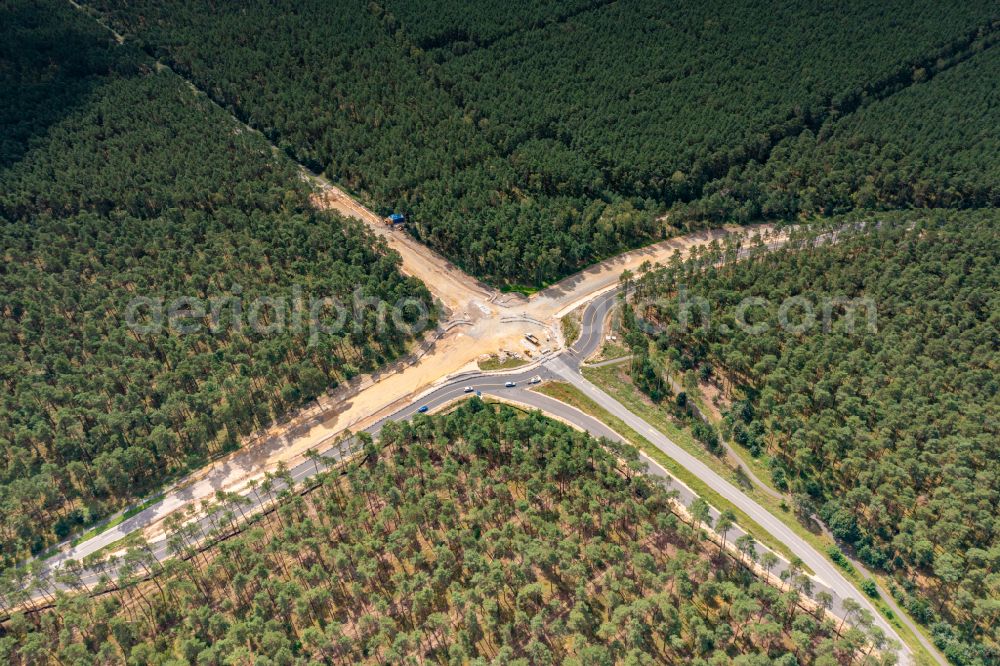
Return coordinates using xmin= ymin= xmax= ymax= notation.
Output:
xmin=500 ymin=283 xmax=544 ymax=296
xmin=591 ymin=342 xmax=630 ymax=363
xmin=478 ymin=355 xmax=530 ymax=371
xmin=82 ymin=530 xmax=147 ymax=566
xmin=535 ymin=380 xmax=801 ymax=565
xmin=560 ymin=312 xmax=581 ymax=346
xmin=582 ymin=363 xmax=939 ymax=665
xmin=71 ymin=494 xmax=165 ymax=547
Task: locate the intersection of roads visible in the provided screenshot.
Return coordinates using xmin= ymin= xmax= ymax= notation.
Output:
xmin=22 ymin=7 xmax=931 ymax=662
xmin=37 ymin=285 xmax=912 ymax=664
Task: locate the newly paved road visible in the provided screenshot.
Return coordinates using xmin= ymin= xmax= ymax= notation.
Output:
xmin=556 ymin=289 xmax=910 ymax=661
xmin=35 ymin=286 xmax=910 ymax=664
xmin=372 ymin=287 xmax=908 ymax=662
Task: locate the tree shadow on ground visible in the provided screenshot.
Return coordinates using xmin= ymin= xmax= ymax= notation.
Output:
xmin=0 ymin=1 xmax=133 ymax=175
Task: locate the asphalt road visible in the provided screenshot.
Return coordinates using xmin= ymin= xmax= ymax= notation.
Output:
xmin=19 ymin=13 xmax=913 ymax=649
xmin=556 ymin=288 xmax=910 ymax=662
xmin=35 ymin=283 xmax=911 ymax=665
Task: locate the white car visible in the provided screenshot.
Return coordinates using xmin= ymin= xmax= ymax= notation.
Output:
xmin=505 ymin=381 xmax=516 ymax=388
xmin=528 ymin=375 xmax=542 ymax=384
xmin=463 ymin=386 xmax=474 ymax=393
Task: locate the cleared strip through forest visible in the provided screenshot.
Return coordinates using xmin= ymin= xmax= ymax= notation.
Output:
xmin=397 ymin=0 xmax=619 ymax=53
xmin=673 ymin=20 xmax=1000 ymax=200
xmin=411 ymin=11 xmax=999 ymax=206
xmin=698 ymin=22 xmax=1000 ymax=197
xmin=66 ymin=0 xmax=490 ymax=317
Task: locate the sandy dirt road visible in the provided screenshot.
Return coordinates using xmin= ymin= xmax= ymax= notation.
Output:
xmin=53 ymin=0 xmax=788 ymax=560
xmin=58 ymin=175 xmax=777 ymax=553
xmin=140 ymin=217 xmax=771 ymax=540
xmin=308 ymin=179 xmax=495 ymax=316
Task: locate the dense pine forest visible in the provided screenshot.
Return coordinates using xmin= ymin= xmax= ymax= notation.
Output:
xmin=0 ymin=0 xmax=432 ymax=564
xmin=381 ymin=0 xmax=608 ymax=50
xmin=1 ymin=0 xmax=998 ymax=663
xmin=0 ymin=402 xmax=895 ymax=664
xmin=623 ymin=212 xmax=999 ymax=664
xmin=88 ymin=0 xmax=662 ymax=287
xmin=678 ymin=43 xmax=1000 ymax=224
xmin=86 ymin=0 xmax=997 ymax=285
xmin=432 ymin=0 xmax=996 ymax=200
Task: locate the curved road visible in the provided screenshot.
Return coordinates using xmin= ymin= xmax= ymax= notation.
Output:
xmin=25 ymin=8 xmax=918 ymax=656
xmin=395 ymin=289 xmax=911 ymax=662
xmin=31 ymin=287 xmax=912 ymax=665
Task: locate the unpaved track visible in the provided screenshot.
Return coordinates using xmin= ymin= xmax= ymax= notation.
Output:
xmin=60 ymin=0 xmax=784 ymax=573
xmin=57 ymin=210 xmax=774 ymax=562
xmin=53 ymin=4 xmax=919 ymax=661
xmin=308 ymin=177 xmax=494 ymax=316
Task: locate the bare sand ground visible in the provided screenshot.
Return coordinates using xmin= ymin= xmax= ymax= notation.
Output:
xmin=132 ymin=178 xmax=780 ymax=543
xmin=308 ymin=179 xmax=494 ymax=316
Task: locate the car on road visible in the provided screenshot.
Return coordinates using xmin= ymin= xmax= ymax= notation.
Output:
xmin=417 ymin=405 xmax=429 ymax=413
xmin=528 ymin=375 xmax=542 ymax=384
xmin=505 ymin=381 xmax=516 ymax=388
xmin=463 ymin=386 xmax=474 ymax=393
